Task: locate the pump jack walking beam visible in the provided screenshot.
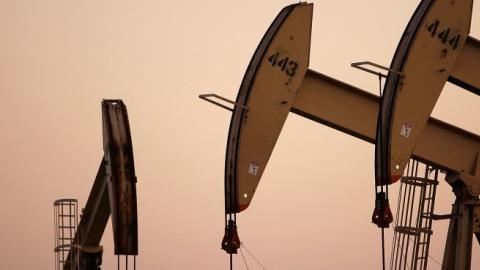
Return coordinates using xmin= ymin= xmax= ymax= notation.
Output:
xmin=206 ymin=67 xmax=480 ymax=227
xmin=63 ymin=100 xmax=138 ymax=270
xmin=292 ymin=70 xmax=480 ymax=180
xmin=450 ymin=36 xmax=480 ymax=96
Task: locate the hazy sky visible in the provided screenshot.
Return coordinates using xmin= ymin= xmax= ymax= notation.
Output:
xmin=1 ymin=1 xmax=479 ymax=269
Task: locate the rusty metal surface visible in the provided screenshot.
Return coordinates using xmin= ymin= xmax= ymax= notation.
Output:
xmin=64 ymin=161 xmax=109 ymax=270
xmin=224 ymin=3 xmax=312 ymax=213
xmin=474 ymin=206 xmax=480 ymax=233
xmin=102 ymin=100 xmax=138 ymax=255
xmin=63 ymin=100 xmax=138 ymax=269
xmin=376 ymin=0 xmax=473 ymax=186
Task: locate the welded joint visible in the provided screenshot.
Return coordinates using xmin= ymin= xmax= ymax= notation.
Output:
xmin=459 ymin=152 xmax=480 ymax=198
xmin=451 ymin=153 xmax=480 ymax=197
xmin=456 ymin=173 xmax=480 ymax=197
xmin=446 ymin=171 xmax=480 ymax=197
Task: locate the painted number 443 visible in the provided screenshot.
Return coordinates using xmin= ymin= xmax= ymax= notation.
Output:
xmin=267 ymin=52 xmax=298 ymax=77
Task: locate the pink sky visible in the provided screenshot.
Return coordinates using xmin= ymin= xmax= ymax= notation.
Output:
xmin=0 ymin=1 xmax=479 ymax=269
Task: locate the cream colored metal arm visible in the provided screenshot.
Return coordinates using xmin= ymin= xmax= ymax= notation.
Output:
xmin=292 ymin=69 xmax=480 ymax=179
xmin=450 ymin=36 xmax=480 ymax=96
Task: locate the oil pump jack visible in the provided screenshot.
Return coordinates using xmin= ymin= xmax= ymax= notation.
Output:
xmin=53 ymin=100 xmax=138 ymax=270
xmin=200 ymin=1 xmax=480 ymax=269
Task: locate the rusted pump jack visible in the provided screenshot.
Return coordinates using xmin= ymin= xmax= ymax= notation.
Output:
xmin=54 ymin=100 xmax=138 ymax=270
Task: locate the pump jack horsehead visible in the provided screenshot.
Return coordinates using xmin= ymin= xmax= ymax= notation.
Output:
xmin=54 ymin=100 xmax=138 ymax=270
xmin=200 ymin=1 xmax=480 ymax=269
xmin=374 ymin=0 xmax=480 ymax=268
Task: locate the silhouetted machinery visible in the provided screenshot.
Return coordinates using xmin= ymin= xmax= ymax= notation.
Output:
xmin=201 ymin=1 xmax=479 ymax=269
xmin=54 ymin=100 xmax=138 ymax=270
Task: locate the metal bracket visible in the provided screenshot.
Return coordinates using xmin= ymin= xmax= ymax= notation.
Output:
xmin=351 ymin=61 xmax=405 ymax=78
xmin=431 ymin=213 xmax=457 ymax=220
xmin=450 ymin=152 xmax=480 ymax=197
xmin=199 ymin=93 xmax=248 ymax=112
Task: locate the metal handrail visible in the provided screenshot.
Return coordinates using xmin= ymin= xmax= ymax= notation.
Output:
xmin=199 ymin=93 xmax=248 ymax=112
xmin=351 ymin=61 xmax=405 ymax=78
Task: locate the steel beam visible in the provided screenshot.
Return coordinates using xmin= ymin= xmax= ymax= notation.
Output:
xmin=63 ymin=161 xmax=109 ymax=270
xmin=102 ymin=100 xmax=138 ymax=255
xmin=292 ymin=69 xmax=480 ymax=179
xmin=450 ymin=37 xmax=480 ymax=96
xmin=441 ymin=182 xmax=476 ymax=270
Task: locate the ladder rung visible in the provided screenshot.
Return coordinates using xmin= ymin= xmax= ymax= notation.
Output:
xmin=417 ymin=257 xmax=426 ymax=260
xmin=59 ymin=226 xmax=76 ymax=229
xmin=395 ymin=226 xmax=432 ymax=235
xmin=59 ymin=214 xmax=76 ymax=217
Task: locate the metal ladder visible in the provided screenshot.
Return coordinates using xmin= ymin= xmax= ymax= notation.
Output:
xmin=54 ymin=199 xmax=79 ymax=270
xmin=390 ymin=160 xmax=439 ymax=270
